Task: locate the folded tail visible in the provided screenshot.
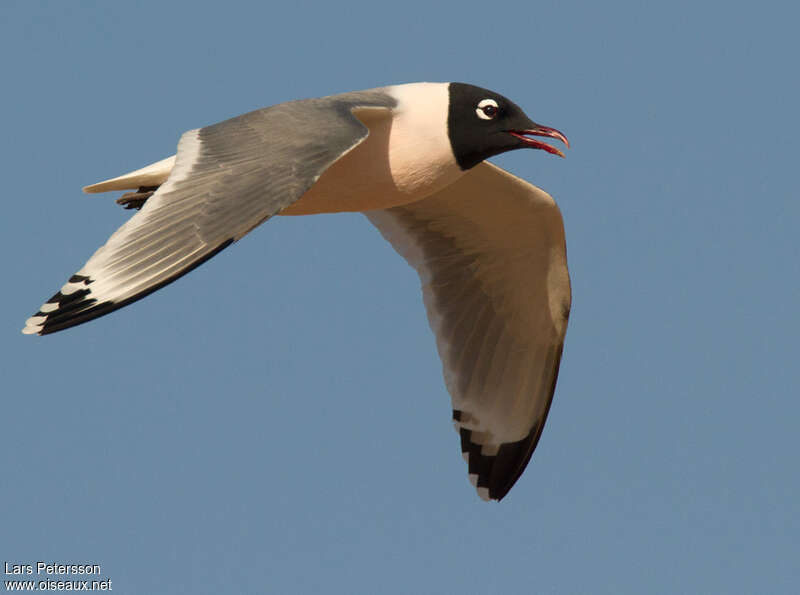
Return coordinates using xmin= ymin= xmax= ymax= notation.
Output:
xmin=82 ymin=155 xmax=176 ymax=194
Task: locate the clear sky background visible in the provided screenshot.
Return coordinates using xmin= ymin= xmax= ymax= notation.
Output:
xmin=2 ymin=1 xmax=798 ymax=593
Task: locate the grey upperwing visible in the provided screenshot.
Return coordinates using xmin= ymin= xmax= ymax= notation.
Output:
xmin=23 ymin=90 xmax=396 ymax=335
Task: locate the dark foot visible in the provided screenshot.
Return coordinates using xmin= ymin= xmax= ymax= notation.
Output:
xmin=116 ymin=186 xmax=160 ymax=210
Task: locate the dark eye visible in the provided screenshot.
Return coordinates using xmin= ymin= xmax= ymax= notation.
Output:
xmin=476 ymin=98 xmax=499 ymax=120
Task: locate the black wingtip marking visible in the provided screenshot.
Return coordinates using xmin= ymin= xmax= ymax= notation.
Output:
xmin=456 ymin=344 xmax=566 ymax=501
xmin=53 ymin=288 xmax=92 ymax=308
xmin=459 ymin=425 xmax=541 ymax=501
xmin=34 ymin=238 xmax=235 ymax=335
xmin=460 ymin=428 xmax=492 ymax=488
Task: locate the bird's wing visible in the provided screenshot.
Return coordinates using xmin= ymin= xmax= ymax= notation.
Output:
xmin=23 ymin=91 xmax=395 ymax=335
xmin=365 ymin=161 xmax=571 ymax=501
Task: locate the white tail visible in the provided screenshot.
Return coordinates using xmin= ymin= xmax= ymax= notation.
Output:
xmin=82 ymin=155 xmax=176 ymax=193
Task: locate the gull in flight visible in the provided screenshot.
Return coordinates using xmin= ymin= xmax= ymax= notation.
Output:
xmin=23 ymin=82 xmax=571 ymax=501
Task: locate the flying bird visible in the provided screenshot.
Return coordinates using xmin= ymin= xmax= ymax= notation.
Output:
xmin=22 ymin=82 xmax=571 ymax=501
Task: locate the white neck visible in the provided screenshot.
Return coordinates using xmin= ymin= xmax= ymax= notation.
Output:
xmin=281 ymin=82 xmax=464 ymax=216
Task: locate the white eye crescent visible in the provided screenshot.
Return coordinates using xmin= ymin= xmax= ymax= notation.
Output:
xmin=476 ymin=98 xmax=499 ymax=120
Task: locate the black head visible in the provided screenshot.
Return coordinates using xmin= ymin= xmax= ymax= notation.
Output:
xmin=447 ymin=82 xmax=569 ymax=170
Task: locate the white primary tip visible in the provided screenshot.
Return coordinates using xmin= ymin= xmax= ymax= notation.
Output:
xmin=21 ymin=324 xmax=42 ymax=335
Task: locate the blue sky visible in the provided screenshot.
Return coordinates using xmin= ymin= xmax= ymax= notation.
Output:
xmin=2 ymin=1 xmax=798 ymax=593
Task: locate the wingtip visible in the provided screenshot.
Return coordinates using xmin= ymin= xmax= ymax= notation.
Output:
xmin=21 ymin=317 xmax=44 ymax=335
xmin=467 ymin=469 xmax=494 ymax=502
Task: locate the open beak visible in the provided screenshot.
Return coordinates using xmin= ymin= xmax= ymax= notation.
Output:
xmin=508 ymin=125 xmax=570 ymax=158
